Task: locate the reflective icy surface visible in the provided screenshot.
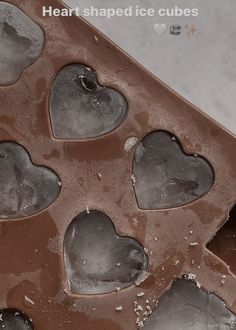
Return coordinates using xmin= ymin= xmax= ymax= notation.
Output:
xmin=143 ymin=279 xmax=236 ymax=330
xmin=50 ymin=64 xmax=128 ymax=139
xmin=0 ymin=2 xmax=44 ymax=85
xmin=133 ymin=131 xmax=214 ymax=209
xmin=207 ymin=204 xmax=236 ymax=274
xmin=0 ymin=142 xmax=60 ymax=219
xmin=64 ymin=210 xmax=148 ymax=294
xmin=0 ymin=309 xmax=33 ymax=329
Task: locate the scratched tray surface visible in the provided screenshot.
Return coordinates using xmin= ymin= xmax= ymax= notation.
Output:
xmin=0 ymin=1 xmax=236 ymax=330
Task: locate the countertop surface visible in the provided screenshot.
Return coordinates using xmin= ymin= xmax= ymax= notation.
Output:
xmin=65 ymin=0 xmax=236 ymax=135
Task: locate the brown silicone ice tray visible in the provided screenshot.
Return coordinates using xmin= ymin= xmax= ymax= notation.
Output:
xmin=0 ymin=0 xmax=235 ymax=329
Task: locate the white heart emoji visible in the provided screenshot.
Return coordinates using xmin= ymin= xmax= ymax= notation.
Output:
xmin=154 ymin=23 xmax=166 ymax=36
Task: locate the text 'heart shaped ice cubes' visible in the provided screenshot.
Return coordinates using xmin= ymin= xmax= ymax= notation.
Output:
xmin=50 ymin=64 xmax=128 ymax=139
xmin=0 ymin=309 xmax=34 ymax=329
xmin=142 ymin=279 xmax=236 ymax=329
xmin=64 ymin=210 xmax=148 ymax=294
xmin=0 ymin=142 xmax=60 ymax=219
xmin=133 ymin=131 xmax=214 ymax=209
xmin=0 ymin=2 xmax=44 ymax=85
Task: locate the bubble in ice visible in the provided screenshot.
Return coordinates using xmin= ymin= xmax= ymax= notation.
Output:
xmin=64 ymin=210 xmax=148 ymax=294
xmin=0 ymin=142 xmax=60 ymax=219
xmin=142 ymin=279 xmax=236 ymax=329
xmin=50 ymin=64 xmax=128 ymax=139
xmin=133 ymin=131 xmax=214 ymax=209
xmin=0 ymin=309 xmax=34 ymax=329
xmin=0 ymin=2 xmax=44 ymax=85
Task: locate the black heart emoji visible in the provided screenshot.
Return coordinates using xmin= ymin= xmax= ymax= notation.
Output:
xmin=0 ymin=2 xmax=44 ymax=85
xmin=0 ymin=142 xmax=60 ymax=219
xmin=64 ymin=210 xmax=148 ymax=294
xmin=133 ymin=131 xmax=214 ymax=209
xmin=0 ymin=309 xmax=34 ymax=329
xmin=50 ymin=64 xmax=128 ymax=139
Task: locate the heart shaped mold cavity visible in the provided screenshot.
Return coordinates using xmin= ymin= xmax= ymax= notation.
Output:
xmin=0 ymin=142 xmax=60 ymax=219
xmin=207 ymin=204 xmax=236 ymax=274
xmin=0 ymin=309 xmax=34 ymax=329
xmin=133 ymin=131 xmax=214 ymax=209
xmin=142 ymin=279 xmax=236 ymax=329
xmin=0 ymin=2 xmax=44 ymax=85
xmin=50 ymin=64 xmax=128 ymax=139
xmin=64 ymin=210 xmax=148 ymax=294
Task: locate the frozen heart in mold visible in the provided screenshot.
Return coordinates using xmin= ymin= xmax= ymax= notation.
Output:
xmin=50 ymin=64 xmax=128 ymax=139
xmin=207 ymin=204 xmax=236 ymax=274
xmin=0 ymin=142 xmax=60 ymax=219
xmin=142 ymin=279 xmax=236 ymax=329
xmin=64 ymin=210 xmax=148 ymax=294
xmin=0 ymin=2 xmax=44 ymax=85
xmin=0 ymin=309 xmax=34 ymax=329
xmin=133 ymin=131 xmax=214 ymax=209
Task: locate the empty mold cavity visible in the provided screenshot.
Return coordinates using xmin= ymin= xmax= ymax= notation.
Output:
xmin=142 ymin=279 xmax=236 ymax=329
xmin=207 ymin=204 xmax=236 ymax=274
xmin=50 ymin=64 xmax=128 ymax=139
xmin=64 ymin=210 xmax=148 ymax=294
xmin=0 ymin=142 xmax=60 ymax=219
xmin=0 ymin=2 xmax=44 ymax=85
xmin=0 ymin=308 xmax=34 ymax=329
xmin=133 ymin=131 xmax=214 ymax=209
